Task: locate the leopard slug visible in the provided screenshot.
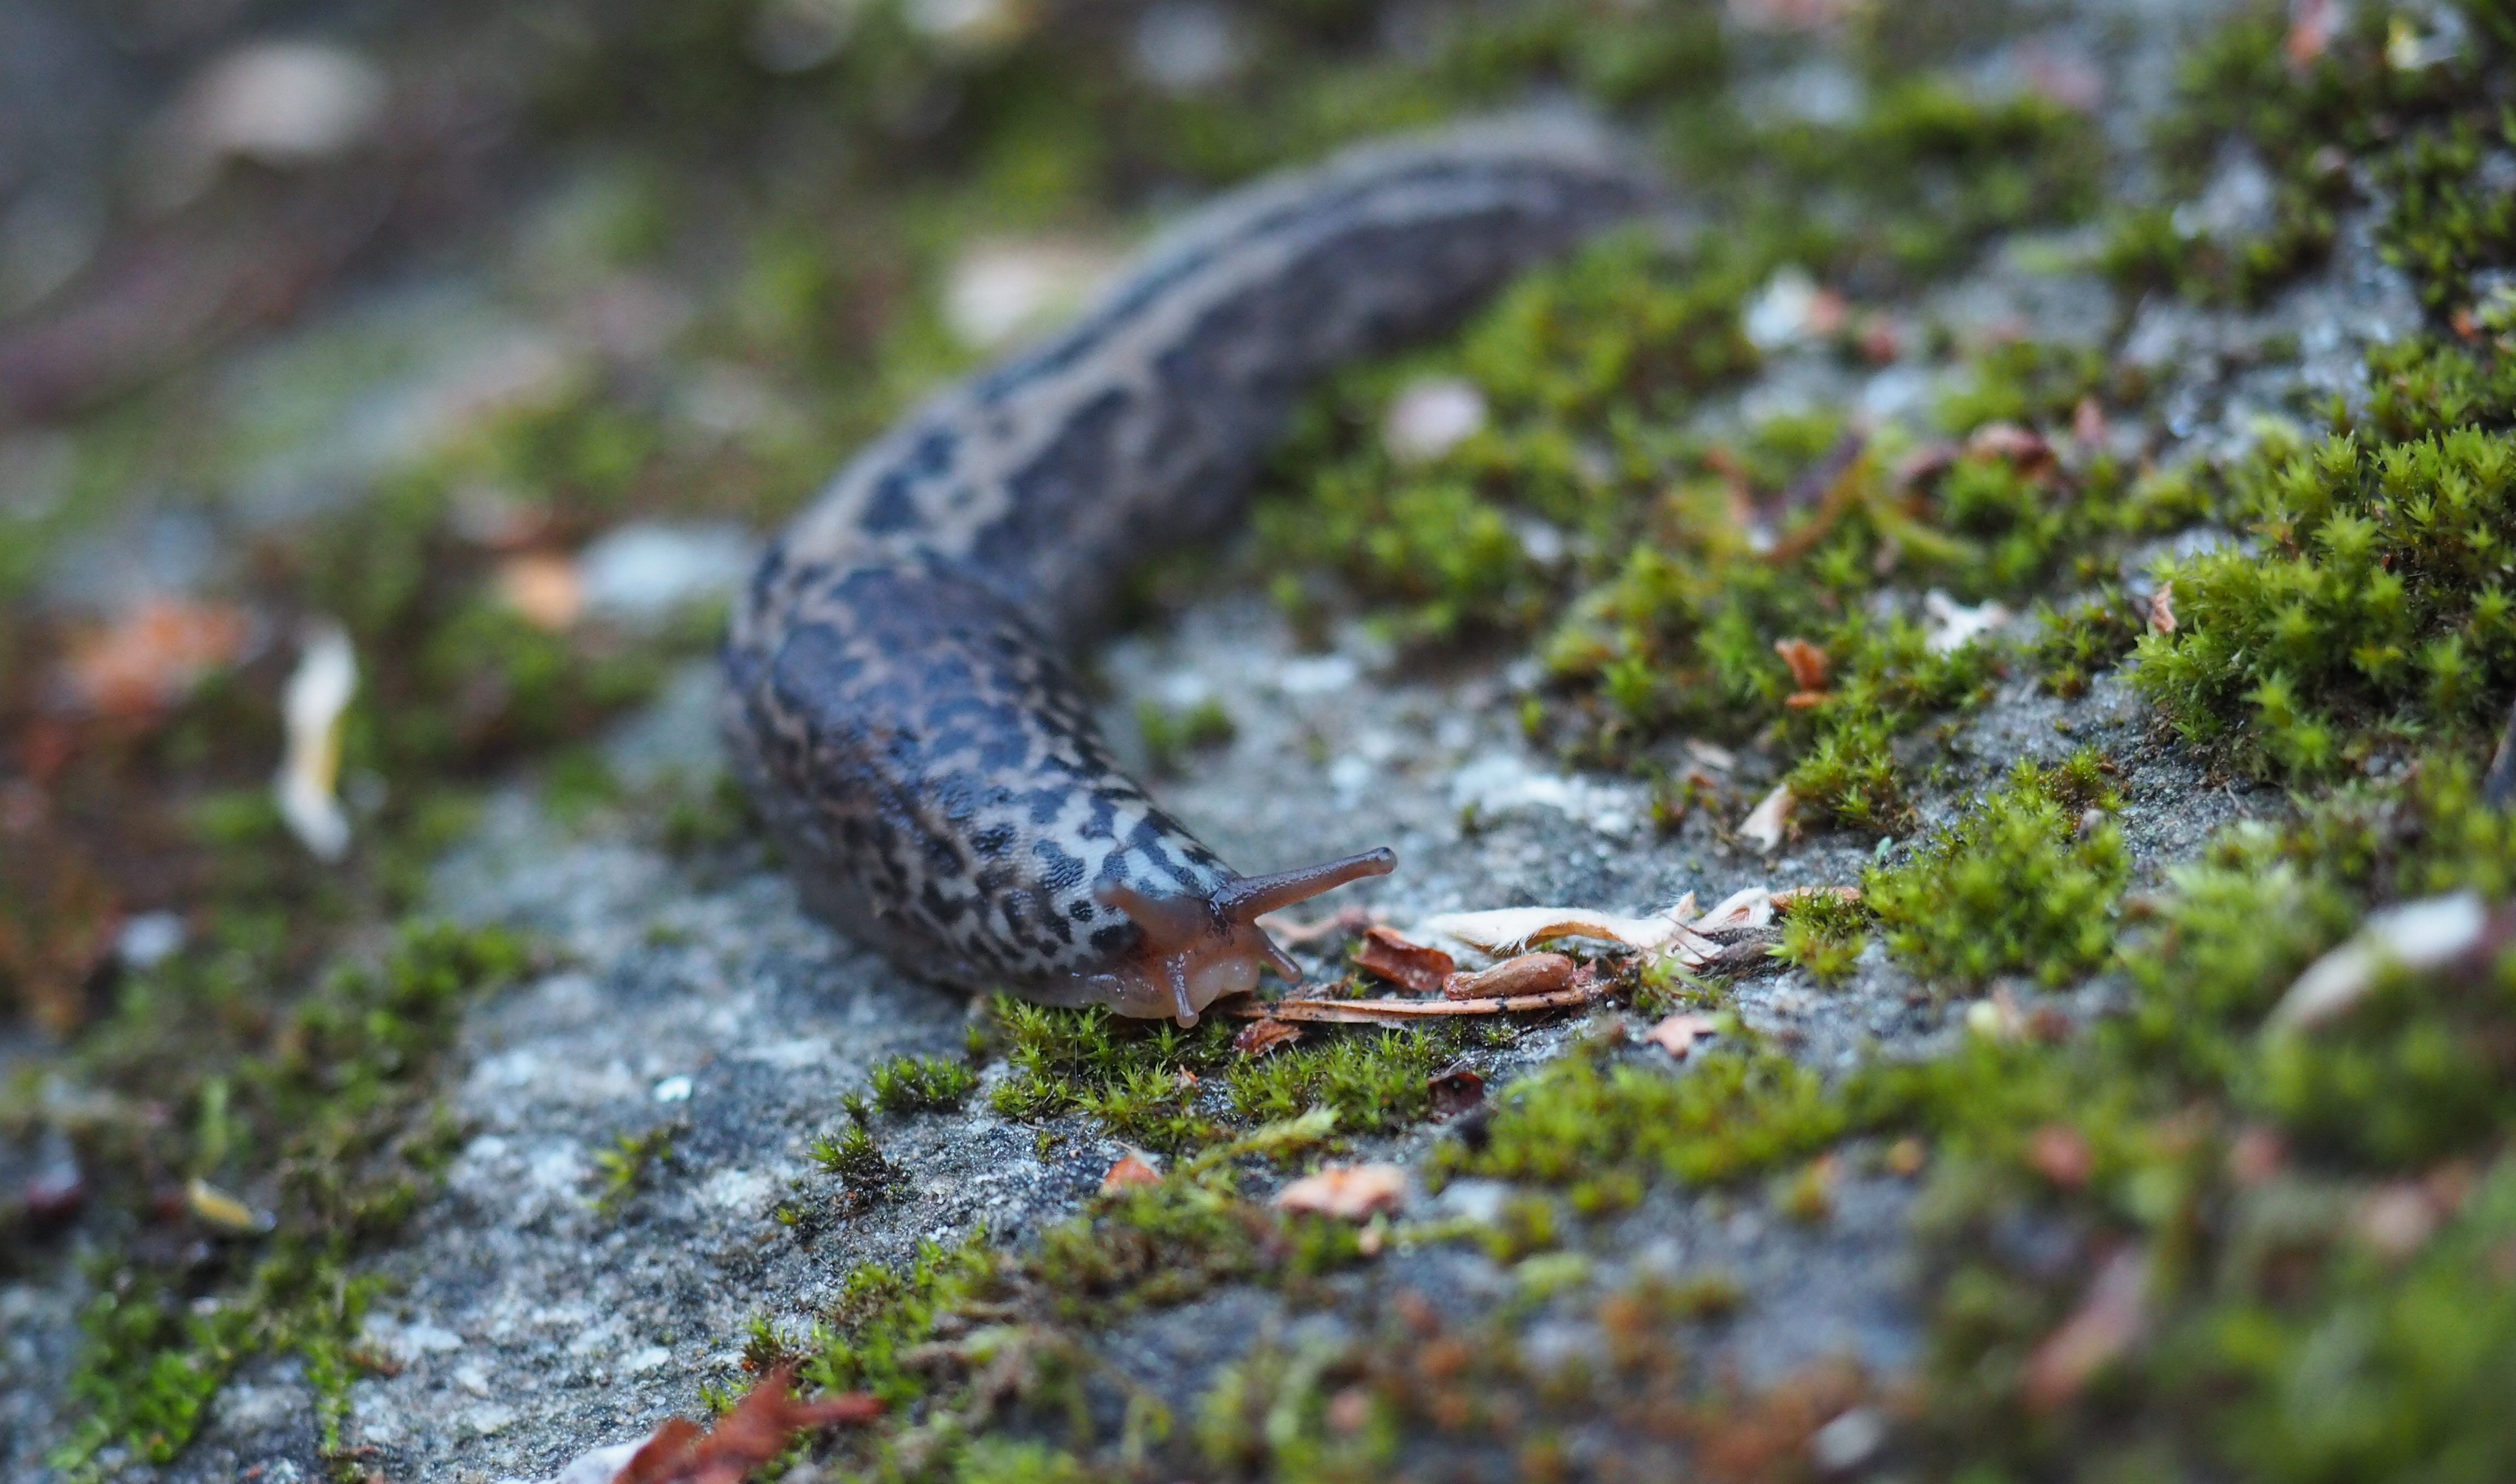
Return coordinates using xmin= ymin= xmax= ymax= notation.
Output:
xmin=721 ymin=115 xmax=1649 ymax=1026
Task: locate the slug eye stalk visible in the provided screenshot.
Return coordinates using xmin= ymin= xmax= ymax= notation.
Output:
xmin=1093 ymin=847 xmax=1396 ymax=1026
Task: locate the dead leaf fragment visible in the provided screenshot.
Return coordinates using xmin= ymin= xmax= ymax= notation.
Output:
xmin=1355 ymin=926 xmax=1455 ymax=994
xmin=1773 ymin=637 xmax=1831 ymax=692
xmin=2022 ymin=1249 xmax=2148 ymax=1412
xmin=497 ymin=552 xmax=584 ymax=631
xmin=1100 ymin=1156 xmax=1161 ymax=1195
xmin=1740 ymin=783 xmax=1796 ymax=853
xmin=2026 ymin=1124 xmax=2093 ymax=1190
xmin=1274 ymin=1164 xmax=1405 ymax=1221
xmin=1444 ymin=951 xmax=1575 ymax=1000
xmin=613 ymin=1363 xmax=881 ymax=1484
xmin=1644 ymin=1012 xmax=1717 ymax=1059
xmin=1232 ymin=1017 xmax=1303 ymax=1058
xmin=2071 ymin=395 xmax=2109 ymax=447
xmin=60 ymin=598 xmax=252 ymax=717
xmin=1965 ymin=421 xmax=2055 ymax=473
xmin=2147 ymin=581 xmax=2176 ymax=636
xmin=2286 ymin=0 xmax=2335 ymax=66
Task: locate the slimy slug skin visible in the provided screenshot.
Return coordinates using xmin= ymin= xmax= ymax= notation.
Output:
xmin=721 ymin=116 xmax=1651 ymax=1025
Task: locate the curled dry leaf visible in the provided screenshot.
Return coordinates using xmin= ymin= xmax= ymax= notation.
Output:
xmin=1232 ymin=1017 xmax=1303 ymax=1058
xmin=1274 ymin=1163 xmax=1405 ymax=1221
xmin=1644 ymin=1012 xmax=1717 ymax=1059
xmin=60 ymin=598 xmax=252 ymax=717
xmin=275 ymin=621 xmax=358 ymax=862
xmin=613 ymin=1363 xmax=882 ymax=1484
xmin=1739 ymin=783 xmax=1796 ymax=853
xmin=2022 ymin=1248 xmax=2149 ymax=1412
xmin=1355 ymin=925 xmax=1455 ymax=994
xmin=1099 ymin=1156 xmax=1161 ymax=1195
xmin=1773 ymin=637 xmax=1831 ymax=692
xmin=1444 ymin=951 xmax=1575 ymax=1000
xmin=2147 ymin=581 xmax=2176 ymax=636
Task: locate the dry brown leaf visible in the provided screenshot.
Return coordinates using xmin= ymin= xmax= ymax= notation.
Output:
xmin=2022 ymin=1249 xmax=2147 ymax=1412
xmin=2072 ymin=395 xmax=2109 ymax=446
xmin=60 ymin=599 xmax=252 ymax=717
xmin=1255 ymin=904 xmax=1373 ymax=946
xmin=1965 ymin=421 xmax=2055 ymax=472
xmin=1443 ymin=951 xmax=1575 ymax=1000
xmin=497 ymin=552 xmax=585 ymax=631
xmin=1773 ymin=637 xmax=1831 ymax=692
xmin=1232 ymin=1017 xmax=1303 ymax=1058
xmin=1643 ymin=1012 xmax=1717 ymax=1059
xmin=2286 ymin=0 xmax=2335 ymax=66
xmin=1099 ymin=1156 xmax=1161 ymax=1195
xmin=1274 ymin=1164 xmax=1405 ymax=1220
xmin=1354 ymin=925 xmax=1455 ymax=994
xmin=613 ymin=1363 xmax=880 ymax=1484
xmin=2026 ymin=1125 xmax=2093 ymax=1190
xmin=2148 ymin=581 xmax=2176 ymax=636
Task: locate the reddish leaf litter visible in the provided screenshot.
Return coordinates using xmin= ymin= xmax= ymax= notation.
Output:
xmin=1099 ymin=1156 xmax=1161 ymax=1195
xmin=612 ymin=1364 xmax=880 ymax=1484
xmin=1273 ymin=1164 xmax=1405 ymax=1221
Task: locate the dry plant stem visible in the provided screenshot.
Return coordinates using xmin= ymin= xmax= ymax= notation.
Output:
xmin=1214 ymin=976 xmax=1610 ymax=1025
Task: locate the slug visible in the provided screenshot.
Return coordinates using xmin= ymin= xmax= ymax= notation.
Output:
xmin=721 ymin=115 xmax=1649 ymax=1026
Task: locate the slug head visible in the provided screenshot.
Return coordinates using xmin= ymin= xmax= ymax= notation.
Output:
xmin=1084 ymin=847 xmax=1395 ymax=1025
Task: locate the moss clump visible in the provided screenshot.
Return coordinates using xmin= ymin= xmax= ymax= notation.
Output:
xmin=593 ymin=1123 xmax=679 ymax=1216
xmin=987 ymin=999 xmax=1468 ymax=1156
xmin=50 ymin=923 xmax=531 ymax=1474
xmin=2135 ymin=426 xmax=2516 ymax=776
xmin=1772 ymin=889 xmax=1873 ymax=985
xmin=1866 ymin=753 xmax=2128 ymax=991
xmin=1435 ymin=1038 xmax=1847 ymax=1215
xmin=870 ymin=1052 xmax=981 ymax=1113
xmin=1137 ymin=697 xmax=1238 ymax=775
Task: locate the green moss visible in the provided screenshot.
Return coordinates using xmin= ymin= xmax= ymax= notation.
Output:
xmin=1865 ymin=755 xmax=2128 ymax=991
xmin=1772 ymin=889 xmax=1873 ymax=986
xmin=594 ymin=1123 xmax=678 ymax=1216
xmin=1436 ymin=1037 xmax=1848 ymax=1215
xmin=1137 ymin=697 xmax=1239 ymax=775
xmin=2134 ymin=426 xmax=2516 ymax=776
xmin=51 ymin=923 xmax=530 ymax=1476
xmin=870 ymin=1052 xmax=981 ymax=1113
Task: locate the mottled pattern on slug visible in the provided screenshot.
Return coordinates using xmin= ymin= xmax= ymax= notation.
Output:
xmin=722 ymin=116 xmax=1649 ymax=1012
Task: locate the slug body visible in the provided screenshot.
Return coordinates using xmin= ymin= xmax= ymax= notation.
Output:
xmin=723 ymin=117 xmax=1648 ymax=1025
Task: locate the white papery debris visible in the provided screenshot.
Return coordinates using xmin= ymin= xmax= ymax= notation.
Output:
xmin=1739 ymin=781 xmax=1796 ymax=852
xmin=1382 ymin=376 xmax=1488 ymax=462
xmin=275 ymin=621 xmax=357 ymax=861
xmin=179 ymin=42 xmax=387 ymax=167
xmin=1416 ymin=884 xmax=1784 ymax=965
xmin=2265 ymin=891 xmax=2488 ymax=1032
xmin=1922 ymin=589 xmax=2013 ymax=654
xmin=942 ymin=239 xmax=1115 ymax=348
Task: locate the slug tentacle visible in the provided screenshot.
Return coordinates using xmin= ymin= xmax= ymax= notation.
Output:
xmin=721 ymin=115 xmax=1650 ymax=1019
